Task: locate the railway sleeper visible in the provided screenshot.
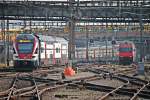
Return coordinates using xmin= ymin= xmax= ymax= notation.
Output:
xmin=113 ymin=76 xmax=129 ymax=83
xmin=86 ymin=86 xmax=112 ymax=92
xmin=138 ymin=92 xmax=150 ymax=99
xmin=128 ymin=80 xmax=144 ymax=86
xmin=117 ymin=74 xmax=148 ymax=84
xmin=18 ymin=76 xmax=58 ymax=83
xmin=84 ymin=83 xmax=115 ymax=90
xmin=83 ymin=82 xmax=150 ymax=99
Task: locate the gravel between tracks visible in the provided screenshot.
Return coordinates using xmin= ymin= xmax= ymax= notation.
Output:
xmin=0 ymin=64 xmax=147 ymax=100
xmin=42 ymin=86 xmax=106 ymax=100
xmin=0 ymin=78 xmax=13 ymax=92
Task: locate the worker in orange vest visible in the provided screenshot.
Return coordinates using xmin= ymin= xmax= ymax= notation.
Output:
xmin=64 ymin=63 xmax=75 ymax=76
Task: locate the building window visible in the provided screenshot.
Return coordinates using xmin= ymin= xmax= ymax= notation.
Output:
xmin=56 ymin=48 xmax=60 ymax=53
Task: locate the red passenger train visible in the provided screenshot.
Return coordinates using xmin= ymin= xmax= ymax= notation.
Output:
xmin=13 ymin=34 xmax=68 ymax=70
xmin=119 ymin=41 xmax=136 ymax=65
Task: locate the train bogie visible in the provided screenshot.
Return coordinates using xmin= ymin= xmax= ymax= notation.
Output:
xmin=13 ymin=60 xmax=39 ymax=71
xmin=119 ymin=57 xmax=133 ymax=65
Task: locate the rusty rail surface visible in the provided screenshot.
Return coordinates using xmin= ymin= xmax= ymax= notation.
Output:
xmin=7 ymin=73 xmax=19 ymax=100
xmin=0 ymin=69 xmax=100 ymax=100
xmin=0 ymin=65 xmax=149 ymax=100
xmin=87 ymin=67 xmax=150 ymax=99
xmin=130 ymin=82 xmax=150 ymax=100
xmin=98 ymin=81 xmax=130 ymax=100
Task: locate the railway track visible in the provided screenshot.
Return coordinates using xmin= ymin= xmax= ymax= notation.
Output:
xmin=0 ymin=66 xmax=63 ymax=79
xmin=0 ymin=68 xmax=100 ymax=100
xmin=0 ymin=64 xmax=149 ymax=100
xmin=87 ymin=67 xmax=150 ymax=100
xmin=0 ymin=72 xmax=59 ymax=100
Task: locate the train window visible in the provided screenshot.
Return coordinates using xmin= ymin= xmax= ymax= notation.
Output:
xmin=18 ymin=43 xmax=33 ymax=53
xmin=119 ymin=48 xmax=132 ymax=52
xmin=56 ymin=48 xmax=60 ymax=53
xmin=50 ymin=54 xmax=53 ymax=59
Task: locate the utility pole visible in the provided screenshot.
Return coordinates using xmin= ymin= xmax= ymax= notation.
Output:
xmin=45 ymin=8 xmax=48 ymax=31
xmin=24 ymin=5 xmax=26 ymax=30
xmin=105 ymin=37 xmax=108 ymax=64
xmin=29 ymin=19 xmax=32 ymax=33
xmin=2 ymin=0 xmax=7 ymax=66
xmin=86 ymin=24 xmax=89 ymax=62
xmin=139 ymin=5 xmax=144 ymax=62
xmin=1 ymin=20 xmax=6 ymax=65
xmin=6 ymin=20 xmax=9 ymax=66
xmin=68 ymin=0 xmax=75 ymax=67
xmin=105 ymin=17 xmax=108 ymax=64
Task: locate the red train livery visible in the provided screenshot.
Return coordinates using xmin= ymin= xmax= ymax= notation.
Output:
xmin=119 ymin=41 xmax=136 ymax=65
xmin=13 ymin=34 xmax=68 ymax=70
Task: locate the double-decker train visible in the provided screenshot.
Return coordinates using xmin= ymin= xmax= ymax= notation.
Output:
xmin=75 ymin=41 xmax=136 ymax=65
xmin=13 ymin=34 xmax=68 ymax=70
xmin=119 ymin=41 xmax=136 ymax=65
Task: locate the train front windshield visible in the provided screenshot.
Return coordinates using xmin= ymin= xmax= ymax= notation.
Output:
xmin=16 ymin=34 xmax=34 ymax=54
xmin=18 ymin=43 xmax=33 ymax=53
xmin=119 ymin=48 xmax=132 ymax=52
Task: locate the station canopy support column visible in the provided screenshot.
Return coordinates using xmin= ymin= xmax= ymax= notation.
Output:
xmin=68 ymin=0 xmax=76 ymax=67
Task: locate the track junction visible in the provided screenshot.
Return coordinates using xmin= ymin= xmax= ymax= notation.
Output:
xmin=0 ymin=64 xmax=149 ymax=100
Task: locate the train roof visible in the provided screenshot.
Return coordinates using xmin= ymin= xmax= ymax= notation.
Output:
xmin=119 ymin=41 xmax=134 ymax=44
xmin=76 ymin=45 xmax=113 ymax=50
xmin=37 ymin=35 xmax=68 ymax=44
xmin=16 ymin=34 xmax=68 ymax=44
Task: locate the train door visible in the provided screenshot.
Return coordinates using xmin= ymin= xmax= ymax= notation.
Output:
xmin=40 ymin=42 xmax=46 ymax=65
xmin=61 ymin=44 xmax=68 ymax=65
xmin=54 ymin=43 xmax=61 ymax=64
xmin=47 ymin=44 xmax=53 ymax=65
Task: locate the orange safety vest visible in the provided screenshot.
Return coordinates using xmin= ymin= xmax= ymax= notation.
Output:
xmin=64 ymin=67 xmax=75 ymax=76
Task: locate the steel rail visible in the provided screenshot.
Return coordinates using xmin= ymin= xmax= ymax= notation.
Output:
xmin=0 ymin=72 xmax=16 ymax=77
xmin=85 ymin=68 xmax=150 ymax=99
xmin=0 ymin=89 xmax=10 ymax=97
xmin=117 ymin=74 xmax=147 ymax=87
xmin=31 ymin=73 xmax=41 ymax=100
xmin=11 ymin=84 xmax=68 ymax=98
xmin=98 ymin=85 xmax=124 ymax=100
xmin=84 ymin=83 xmax=150 ymax=99
xmin=39 ymin=84 xmax=68 ymax=96
xmin=90 ymin=68 xmax=147 ymax=86
xmin=130 ymin=82 xmax=150 ymax=100
xmin=98 ymin=81 xmax=130 ymax=100
xmin=0 ymin=73 xmax=99 ymax=100
xmin=7 ymin=73 xmax=19 ymax=100
xmin=0 ymin=69 xmax=149 ymax=100
xmin=13 ymin=83 xmax=49 ymax=95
